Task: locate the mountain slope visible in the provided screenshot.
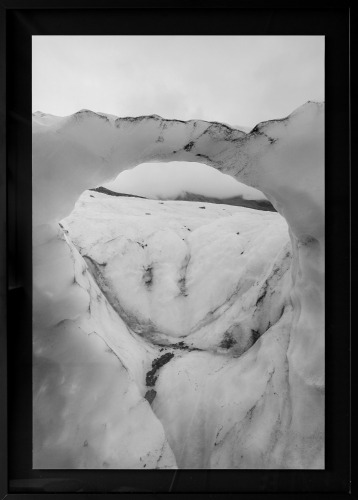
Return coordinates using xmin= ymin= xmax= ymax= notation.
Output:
xmin=171 ymin=191 xmax=275 ymax=211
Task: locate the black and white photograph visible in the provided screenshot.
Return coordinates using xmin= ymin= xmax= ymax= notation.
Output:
xmin=32 ymin=35 xmax=325 ymax=470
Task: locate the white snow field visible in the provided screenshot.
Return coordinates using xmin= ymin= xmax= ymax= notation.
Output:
xmin=32 ymin=102 xmax=324 ymax=469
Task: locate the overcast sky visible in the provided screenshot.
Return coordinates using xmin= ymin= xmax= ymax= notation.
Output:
xmin=32 ymin=35 xmax=324 ymax=128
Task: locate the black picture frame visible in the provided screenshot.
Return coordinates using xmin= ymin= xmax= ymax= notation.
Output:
xmin=0 ymin=3 xmax=351 ymax=498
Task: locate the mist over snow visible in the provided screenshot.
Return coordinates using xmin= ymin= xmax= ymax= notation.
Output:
xmin=32 ymin=35 xmax=324 ymax=127
xmin=104 ymin=161 xmax=267 ymax=201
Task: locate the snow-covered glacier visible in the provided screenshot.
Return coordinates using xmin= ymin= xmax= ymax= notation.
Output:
xmin=33 ymin=102 xmax=324 ymax=469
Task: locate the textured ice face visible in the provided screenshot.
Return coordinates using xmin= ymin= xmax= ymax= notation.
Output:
xmin=62 ymin=194 xmax=291 ymax=348
xmin=32 ymin=102 xmax=324 ymax=469
xmin=33 ymin=226 xmax=177 ymax=469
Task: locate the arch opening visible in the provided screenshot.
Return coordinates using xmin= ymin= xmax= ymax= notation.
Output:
xmin=101 ymin=160 xmax=275 ymax=211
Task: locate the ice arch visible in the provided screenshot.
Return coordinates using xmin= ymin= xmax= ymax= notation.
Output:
xmin=33 ymin=101 xmax=324 ymax=468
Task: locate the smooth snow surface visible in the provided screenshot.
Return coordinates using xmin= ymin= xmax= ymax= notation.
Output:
xmin=33 ymin=102 xmax=324 ymax=469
